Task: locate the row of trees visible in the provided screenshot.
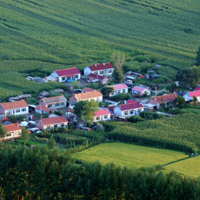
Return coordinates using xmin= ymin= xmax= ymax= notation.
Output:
xmin=0 ymin=145 xmax=200 ymax=199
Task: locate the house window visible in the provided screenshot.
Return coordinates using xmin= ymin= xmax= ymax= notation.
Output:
xmin=122 ymin=89 xmax=126 ymax=93
xmin=96 ymin=116 xmax=100 ymax=121
xmin=67 ymin=77 xmax=71 ymax=80
xmin=21 ymin=107 xmax=26 ymax=112
xmin=6 ymin=133 xmax=11 ymax=137
xmin=130 ymin=110 xmax=134 ymax=115
xmin=118 ymin=90 xmax=121 ymax=94
xmin=104 ymin=115 xmax=108 ymax=119
xmin=48 ymin=104 xmax=52 ymax=108
xmin=124 ymin=111 xmax=128 ymax=115
xmin=94 ymin=72 xmax=98 ymax=75
xmin=60 ymin=102 xmax=65 ymax=106
xmin=55 ymin=103 xmax=59 ymax=107
xmin=61 ymin=123 xmax=65 ymax=127
xmin=16 ymin=109 xmax=20 ymax=113
xmin=100 ymin=70 xmax=104 ymax=74
xmin=61 ymin=77 xmax=65 ymax=81
xmin=75 ymin=74 xmax=79 ymax=78
xmin=108 ymin=69 xmax=112 ymax=73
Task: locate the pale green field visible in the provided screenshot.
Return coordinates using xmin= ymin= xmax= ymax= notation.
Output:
xmin=164 ymin=156 xmax=200 ymax=178
xmin=73 ymin=142 xmax=188 ymax=169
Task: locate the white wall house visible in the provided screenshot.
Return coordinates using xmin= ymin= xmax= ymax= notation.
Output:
xmin=93 ymin=109 xmax=111 ymax=122
xmin=0 ymin=100 xmax=29 ymax=117
xmin=114 ymin=102 xmax=144 ymax=117
xmin=108 ymin=83 xmax=128 ymax=97
xmin=132 ymin=86 xmax=151 ymax=96
xmin=3 ymin=123 xmax=22 ymax=141
xmin=69 ymin=90 xmax=103 ymax=105
xmin=36 ymin=116 xmax=68 ymax=131
xmin=49 ymin=67 xmax=81 ymax=83
xmin=84 ymin=62 xmax=114 ymax=77
xmin=183 ymin=91 xmax=200 ymax=102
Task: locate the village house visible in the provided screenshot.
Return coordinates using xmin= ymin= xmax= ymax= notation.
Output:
xmin=82 ymin=87 xmax=96 ymax=93
xmin=93 ymin=109 xmax=111 ymax=122
xmin=88 ymin=73 xmax=109 ymax=84
xmin=35 ymin=95 xmax=67 ymax=114
xmin=0 ymin=100 xmax=29 ymax=117
xmin=108 ymin=83 xmax=128 ymax=96
xmin=183 ymin=91 xmax=200 ymax=102
xmin=3 ymin=123 xmax=21 ymax=141
xmin=47 ymin=67 xmax=81 ymax=82
xmin=149 ymin=93 xmax=177 ymax=109
xmin=114 ymin=102 xmax=144 ymax=117
xmin=69 ymin=90 xmax=103 ymax=105
xmin=132 ymin=85 xmax=151 ymax=96
xmin=36 ymin=116 xmax=68 ymax=130
xmin=84 ymin=62 xmax=114 ymax=77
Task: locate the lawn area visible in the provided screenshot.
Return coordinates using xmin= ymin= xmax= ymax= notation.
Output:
xmin=72 ymin=142 xmax=188 ymax=169
xmin=164 ymin=156 xmax=200 ymax=178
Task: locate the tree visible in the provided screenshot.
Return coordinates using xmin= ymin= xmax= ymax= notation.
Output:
xmin=196 ymin=46 xmax=200 ymax=66
xmin=47 ymin=135 xmax=56 ymax=149
xmin=175 ymin=96 xmax=185 ymax=108
xmin=101 ymin=86 xmax=114 ymax=98
xmin=21 ymin=127 xmax=30 ymax=146
xmin=176 ymin=67 xmax=200 ymax=88
xmin=0 ymin=122 xmax=6 ymax=143
xmin=193 ymin=96 xmax=198 ymax=105
xmin=112 ymin=51 xmax=125 ymax=83
xmin=74 ymin=100 xmax=98 ymax=123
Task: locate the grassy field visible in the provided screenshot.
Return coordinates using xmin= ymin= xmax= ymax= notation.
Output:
xmin=0 ymin=0 xmax=200 ymax=98
xmin=164 ymin=156 xmax=200 ymax=178
xmin=72 ymin=142 xmax=188 ymax=169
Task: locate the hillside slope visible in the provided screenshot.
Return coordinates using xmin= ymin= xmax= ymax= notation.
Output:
xmin=0 ymin=0 xmax=200 ymax=97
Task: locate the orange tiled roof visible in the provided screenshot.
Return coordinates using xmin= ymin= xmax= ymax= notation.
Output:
xmin=82 ymin=87 xmax=96 ymax=92
xmin=74 ymin=90 xmax=102 ymax=101
xmin=4 ymin=123 xmax=21 ymax=132
xmin=0 ymin=100 xmax=28 ymax=110
xmin=152 ymin=93 xmax=177 ymax=104
xmin=40 ymin=116 xmax=68 ymax=126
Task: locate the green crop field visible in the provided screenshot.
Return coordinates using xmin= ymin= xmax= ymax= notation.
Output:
xmin=72 ymin=142 xmax=188 ymax=169
xmin=164 ymin=156 xmax=200 ymax=178
xmin=0 ymin=0 xmax=200 ymax=98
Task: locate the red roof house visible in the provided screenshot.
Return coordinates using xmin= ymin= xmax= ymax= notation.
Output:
xmin=0 ymin=100 xmax=29 ymax=116
xmin=88 ymin=73 xmax=109 ymax=84
xmin=51 ymin=67 xmax=81 ymax=82
xmin=84 ymin=62 xmax=114 ymax=77
xmin=93 ymin=109 xmax=111 ymax=122
xmin=36 ymin=116 xmax=68 ymax=130
xmin=183 ymin=91 xmax=200 ymax=102
xmin=107 ymin=83 xmax=128 ymax=96
xmin=3 ymin=123 xmax=21 ymax=141
xmin=114 ymin=102 xmax=144 ymax=117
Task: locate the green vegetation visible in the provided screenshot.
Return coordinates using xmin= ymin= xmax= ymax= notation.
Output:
xmin=102 ymin=113 xmax=200 ymax=153
xmin=0 ymin=0 xmax=200 ymax=99
xmin=165 ymin=156 xmax=200 ymax=178
xmin=73 ymin=142 xmax=187 ymax=169
xmin=1 ymin=145 xmax=200 ymax=199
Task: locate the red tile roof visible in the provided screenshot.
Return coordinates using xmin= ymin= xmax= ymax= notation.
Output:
xmin=194 ymin=87 xmax=200 ymax=91
xmin=55 ymin=67 xmax=80 ymax=77
xmin=73 ymin=90 xmax=103 ymax=101
xmin=82 ymin=87 xmax=96 ymax=92
xmin=127 ymin=100 xmax=138 ymax=104
xmin=40 ymin=116 xmax=68 ymax=126
xmin=188 ymin=91 xmax=200 ymax=98
xmin=108 ymin=83 xmax=128 ymax=90
xmin=152 ymin=93 xmax=177 ymax=104
xmin=36 ymin=102 xmax=51 ymax=112
xmin=4 ymin=123 xmax=21 ymax=132
xmin=94 ymin=109 xmax=110 ymax=116
xmin=88 ymin=73 xmax=105 ymax=81
xmin=88 ymin=62 xmax=114 ymax=71
xmin=0 ymin=100 xmax=28 ymax=110
xmin=132 ymin=86 xmax=146 ymax=92
xmin=118 ymin=102 xmax=143 ymax=111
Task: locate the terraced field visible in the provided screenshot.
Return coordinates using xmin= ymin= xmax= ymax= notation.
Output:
xmin=0 ymin=0 xmax=200 ymax=98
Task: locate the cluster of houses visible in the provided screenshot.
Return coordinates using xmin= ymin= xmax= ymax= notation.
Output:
xmin=2 ymin=62 xmax=200 ymax=141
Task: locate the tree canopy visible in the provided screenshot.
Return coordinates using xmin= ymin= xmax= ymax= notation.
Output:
xmin=176 ymin=67 xmax=200 ymax=88
xmin=101 ymin=86 xmax=114 ymax=97
xmin=0 ymin=123 xmax=6 ymax=143
xmin=21 ymin=127 xmax=30 ymax=146
xmin=74 ymin=100 xmax=98 ymax=123
xmin=196 ymin=46 xmax=200 ymax=66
